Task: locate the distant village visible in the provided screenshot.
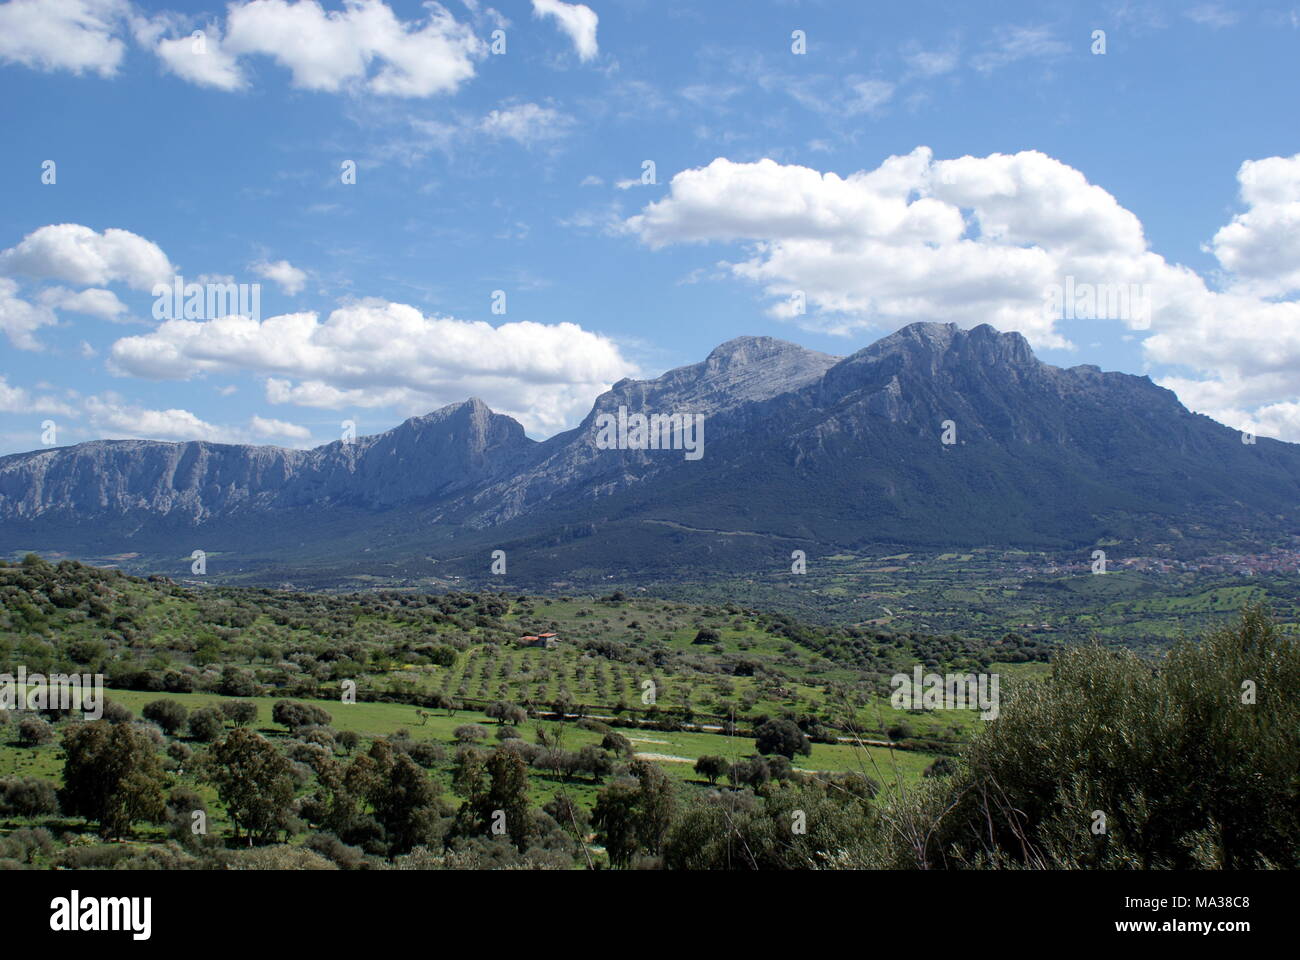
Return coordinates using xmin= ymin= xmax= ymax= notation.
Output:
xmin=1017 ymin=548 xmax=1300 ymax=577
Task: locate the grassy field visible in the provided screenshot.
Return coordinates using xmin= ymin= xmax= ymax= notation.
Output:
xmin=0 ymin=683 xmax=947 ymax=863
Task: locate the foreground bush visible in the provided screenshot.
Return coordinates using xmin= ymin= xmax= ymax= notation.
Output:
xmin=890 ymin=606 xmax=1300 ymax=869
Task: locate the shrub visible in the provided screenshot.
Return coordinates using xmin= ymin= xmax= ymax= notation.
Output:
xmin=0 ymin=777 xmax=59 ymax=817
xmin=17 ymin=717 xmax=53 ymax=746
xmin=220 ymin=701 xmax=258 ymax=726
xmin=143 ymin=699 xmax=188 ymax=736
xmin=909 ymin=607 xmax=1300 ymax=870
xmin=187 ymin=707 xmax=224 ymax=742
xmin=887 ymin=721 xmax=915 ymax=742
xmin=754 ymin=718 xmax=810 ymax=759
xmin=454 ymin=724 xmax=488 ymax=743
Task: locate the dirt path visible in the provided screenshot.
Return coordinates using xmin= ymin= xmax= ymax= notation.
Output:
xmin=634 ymin=751 xmax=695 ymax=763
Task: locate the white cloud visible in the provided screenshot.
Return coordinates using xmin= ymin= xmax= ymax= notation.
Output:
xmin=0 ymin=374 xmax=76 ymax=415
xmin=0 ymin=223 xmax=175 ymax=291
xmin=37 ymin=285 xmax=128 ymax=321
xmin=531 ymin=0 xmax=597 ymax=61
xmin=625 ymin=148 xmax=1300 ymax=438
xmin=0 ymin=0 xmax=127 ymax=77
xmin=479 ymin=102 xmax=574 ymax=145
xmin=0 ymin=279 xmax=58 ymax=350
xmin=83 ymin=395 xmax=229 ymax=442
xmin=783 ymin=75 xmax=895 ymax=118
xmin=904 ymin=48 xmax=958 ymax=77
xmin=107 ymin=300 xmax=638 ymax=434
xmin=844 ymin=79 xmax=895 ymax=115
xmin=134 ymin=16 xmax=248 ymax=91
xmin=249 ymin=414 xmax=312 ymax=441
xmin=252 ymin=258 xmax=308 ymax=295
xmin=1185 ymin=4 xmax=1238 ymax=28
xmin=1208 ymin=155 xmax=1300 ymax=297
xmin=971 ymin=25 xmax=1068 ymax=73
xmin=212 ymin=0 xmax=483 ymax=97
xmin=81 ymin=393 xmax=312 ymax=445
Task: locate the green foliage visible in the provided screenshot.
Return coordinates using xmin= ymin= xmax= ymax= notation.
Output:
xmin=912 ymin=606 xmax=1300 ymax=869
xmin=205 ymin=727 xmax=297 ymax=844
xmin=143 ymin=699 xmax=188 ymax=735
xmin=663 ymin=780 xmax=878 ymax=870
xmin=59 ymin=721 xmax=168 ymax=838
xmin=693 ymin=755 xmax=729 ymax=785
xmin=754 ymin=718 xmax=811 ymax=760
xmin=592 ymin=760 xmax=676 ymax=867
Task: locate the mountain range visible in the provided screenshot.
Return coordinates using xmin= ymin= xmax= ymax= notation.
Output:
xmin=3 ymin=322 xmax=1298 ymax=586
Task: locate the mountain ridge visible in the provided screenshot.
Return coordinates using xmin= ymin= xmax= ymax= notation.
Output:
xmin=3 ymin=321 xmax=1298 ymax=581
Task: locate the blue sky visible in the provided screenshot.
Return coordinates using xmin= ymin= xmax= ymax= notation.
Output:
xmin=1 ymin=0 xmax=1299 ymax=455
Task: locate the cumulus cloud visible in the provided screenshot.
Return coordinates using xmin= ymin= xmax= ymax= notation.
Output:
xmin=0 ymin=0 xmax=127 ymax=77
xmin=624 ymin=148 xmax=1300 ymax=439
xmin=107 ymin=300 xmax=638 ymax=434
xmin=0 ymin=279 xmax=58 ymax=350
xmin=1208 ymin=155 xmax=1300 ymax=297
xmin=0 ymin=223 xmax=175 ymax=291
xmin=249 ymin=414 xmax=312 ymax=441
xmin=83 ymin=394 xmax=228 ymax=442
xmin=81 ymin=393 xmax=313 ymax=445
xmin=37 ymin=285 xmax=128 ymax=321
xmin=252 ymin=258 xmax=308 ymax=295
xmin=137 ymin=0 xmax=484 ymax=97
xmin=0 ymin=374 xmax=76 ymax=415
xmin=134 ymin=16 xmax=248 ymax=91
xmin=531 ymin=0 xmax=597 ymax=61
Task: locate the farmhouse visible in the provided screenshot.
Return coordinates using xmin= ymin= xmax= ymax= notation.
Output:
xmin=518 ymin=632 xmax=559 ymax=649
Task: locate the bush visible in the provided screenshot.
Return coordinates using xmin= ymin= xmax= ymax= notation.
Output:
xmin=16 ymin=717 xmax=53 ymax=746
xmin=0 ymin=777 xmax=59 ymax=817
xmin=454 ymin=724 xmax=488 ymax=743
xmin=272 ymin=700 xmax=332 ymax=732
xmin=923 ymin=757 xmax=957 ymax=778
xmin=600 ymin=732 xmax=633 ymax=758
xmin=220 ymin=701 xmax=258 ymax=726
xmin=486 ymin=701 xmax=527 ymax=726
xmin=187 ymin=707 xmax=224 ymax=742
xmin=754 ymin=718 xmax=810 ymax=760
xmin=307 ymin=832 xmax=368 ymax=870
xmin=102 ymin=700 xmax=134 ymax=724
xmin=143 ymin=699 xmax=188 ymax=736
xmin=404 ymin=741 xmax=446 ymax=767
xmin=694 ymin=755 xmax=730 ymax=785
xmin=887 ymin=721 xmax=915 ymax=742
xmin=911 ymin=607 xmax=1300 ymax=870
